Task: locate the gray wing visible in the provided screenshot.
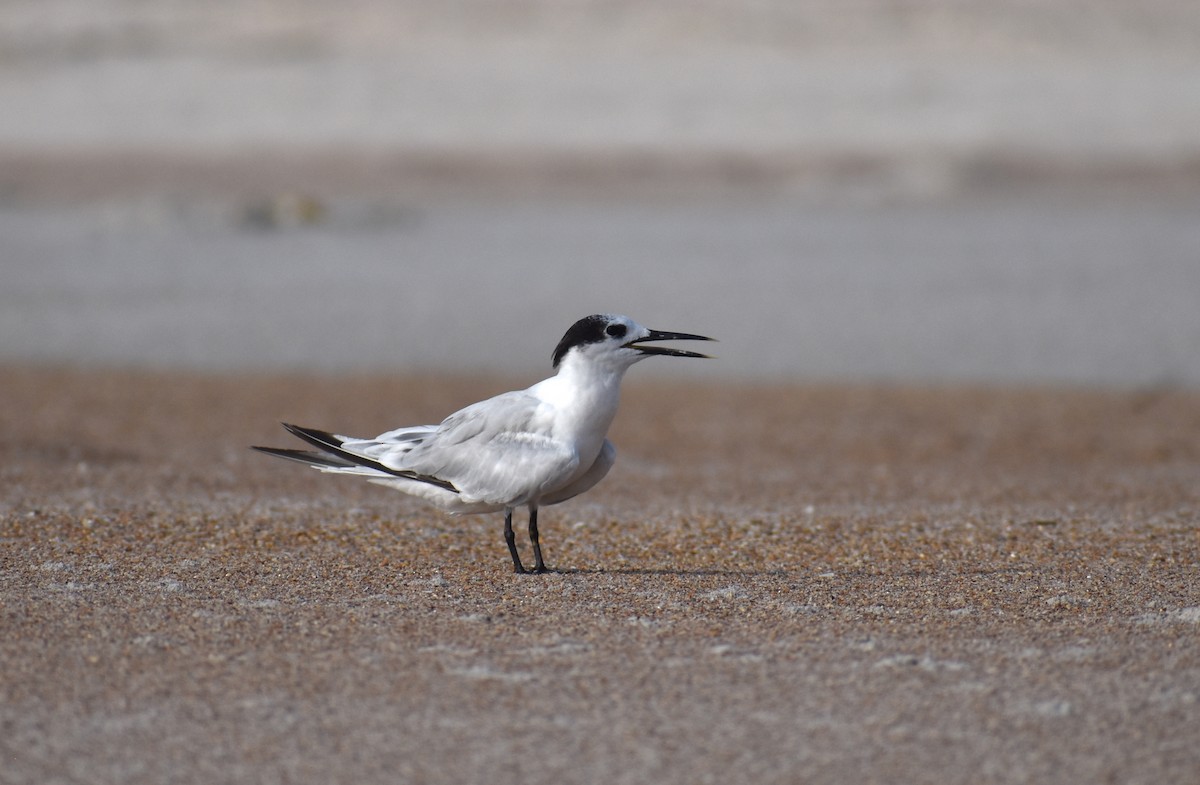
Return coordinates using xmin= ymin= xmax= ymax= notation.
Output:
xmin=379 ymin=390 xmax=579 ymax=506
xmin=340 ymin=425 xmax=438 ymax=464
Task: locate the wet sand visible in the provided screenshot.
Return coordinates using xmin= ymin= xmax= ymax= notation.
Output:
xmin=6 ymin=189 xmax=1200 ymax=386
xmin=2 ymin=366 xmax=1198 ymax=783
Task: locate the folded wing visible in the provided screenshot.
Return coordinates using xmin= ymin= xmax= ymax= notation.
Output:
xmin=254 ymin=387 xmax=603 ymax=510
xmin=391 ymin=391 xmax=580 ymax=506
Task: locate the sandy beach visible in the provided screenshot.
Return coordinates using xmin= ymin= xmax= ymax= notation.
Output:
xmin=3 ymin=366 xmax=1198 ymax=783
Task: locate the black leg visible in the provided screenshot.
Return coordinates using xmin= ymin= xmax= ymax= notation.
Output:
xmin=528 ymin=506 xmax=547 ymax=573
xmin=503 ymin=508 xmax=525 ymax=573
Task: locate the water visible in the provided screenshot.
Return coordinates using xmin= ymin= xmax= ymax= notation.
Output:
xmin=3 ymin=191 xmax=1199 ymax=386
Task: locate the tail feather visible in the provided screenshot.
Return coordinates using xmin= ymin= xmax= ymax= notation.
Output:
xmin=249 ymin=445 xmax=353 ymax=470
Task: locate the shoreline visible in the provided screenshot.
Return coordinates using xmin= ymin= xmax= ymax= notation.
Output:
xmin=4 ymin=146 xmax=1200 ymax=204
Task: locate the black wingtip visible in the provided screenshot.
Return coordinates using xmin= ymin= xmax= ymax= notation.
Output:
xmin=280 ymin=423 xmax=345 ymax=452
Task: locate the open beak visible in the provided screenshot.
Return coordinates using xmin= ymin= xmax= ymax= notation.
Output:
xmin=626 ymin=329 xmax=716 ymax=359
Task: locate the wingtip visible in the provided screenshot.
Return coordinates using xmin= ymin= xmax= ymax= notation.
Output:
xmin=278 ymin=422 xmax=347 ymax=453
xmin=281 ymin=421 xmax=320 ymax=440
xmin=282 ymin=422 xmax=317 ymax=434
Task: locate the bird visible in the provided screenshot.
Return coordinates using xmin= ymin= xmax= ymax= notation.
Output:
xmin=252 ymin=314 xmax=715 ymax=573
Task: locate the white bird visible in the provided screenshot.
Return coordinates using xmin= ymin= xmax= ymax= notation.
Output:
xmin=252 ymin=314 xmax=714 ymax=573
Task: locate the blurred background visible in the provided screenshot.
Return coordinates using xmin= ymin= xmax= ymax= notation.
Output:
xmin=3 ymin=0 xmax=1199 ymax=385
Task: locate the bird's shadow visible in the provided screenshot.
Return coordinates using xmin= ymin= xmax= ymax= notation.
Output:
xmin=547 ymin=566 xmax=787 ymax=578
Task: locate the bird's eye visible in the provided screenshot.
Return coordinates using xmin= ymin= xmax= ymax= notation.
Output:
xmin=605 ymin=324 xmax=627 ymax=338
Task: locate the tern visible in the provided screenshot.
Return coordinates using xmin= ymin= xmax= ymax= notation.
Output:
xmin=252 ymin=314 xmax=714 ymax=573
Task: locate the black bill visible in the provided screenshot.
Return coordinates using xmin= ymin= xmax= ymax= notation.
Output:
xmin=626 ymin=329 xmax=716 ymax=359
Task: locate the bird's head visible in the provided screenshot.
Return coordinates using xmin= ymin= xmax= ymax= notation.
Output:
xmin=551 ymin=314 xmax=715 ymax=373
